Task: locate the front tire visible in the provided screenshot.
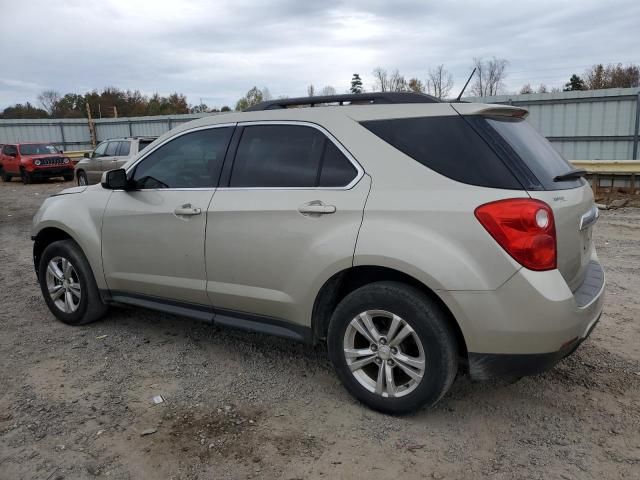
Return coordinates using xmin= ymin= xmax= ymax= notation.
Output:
xmin=38 ymin=239 xmax=108 ymax=325
xmin=0 ymin=168 xmax=11 ymax=182
xmin=77 ymin=171 xmax=88 ymax=186
xmin=64 ymin=174 xmax=74 ymax=182
xmin=21 ymin=170 xmax=32 ymax=184
xmin=327 ymin=281 xmax=458 ymax=414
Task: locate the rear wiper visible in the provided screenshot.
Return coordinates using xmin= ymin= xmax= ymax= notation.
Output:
xmin=554 ymin=168 xmax=587 ymax=182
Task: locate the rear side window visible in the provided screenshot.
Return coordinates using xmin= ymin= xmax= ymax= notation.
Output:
xmin=105 ymin=142 xmax=119 ymax=156
xmin=319 ymin=141 xmax=357 ymax=187
xmin=481 ymin=117 xmax=582 ymax=190
xmin=3 ymin=145 xmax=17 ymax=155
xmin=361 ymin=116 xmax=522 ymax=190
xmin=230 ymin=125 xmax=324 ymax=188
xmin=138 ymin=140 xmax=153 ymax=152
xmin=117 ymin=141 xmax=131 ymax=156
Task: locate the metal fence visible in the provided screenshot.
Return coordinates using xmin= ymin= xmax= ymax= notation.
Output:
xmin=0 ymin=113 xmax=214 ymax=151
xmin=1 ymin=87 xmax=640 ymax=161
xmin=465 ymin=87 xmax=640 ymax=161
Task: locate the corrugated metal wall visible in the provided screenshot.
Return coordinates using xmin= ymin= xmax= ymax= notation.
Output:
xmin=465 ymin=87 xmax=640 ymax=160
xmin=1 ymin=88 xmax=639 ymax=160
xmin=0 ymin=113 xmax=214 ymax=151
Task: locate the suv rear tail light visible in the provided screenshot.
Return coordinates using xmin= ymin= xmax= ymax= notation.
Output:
xmin=474 ymin=198 xmax=556 ymax=271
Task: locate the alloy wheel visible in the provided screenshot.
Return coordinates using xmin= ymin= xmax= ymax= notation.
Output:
xmin=45 ymin=256 xmax=82 ymax=313
xmin=343 ymin=310 xmax=426 ymax=398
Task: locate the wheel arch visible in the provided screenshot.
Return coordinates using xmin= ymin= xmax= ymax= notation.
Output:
xmin=33 ymin=226 xmax=76 ymax=279
xmin=311 ymin=265 xmax=469 ymax=365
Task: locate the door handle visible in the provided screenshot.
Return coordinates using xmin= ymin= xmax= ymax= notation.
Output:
xmin=298 ymin=201 xmax=336 ymax=216
xmin=174 ymin=204 xmax=202 ymax=216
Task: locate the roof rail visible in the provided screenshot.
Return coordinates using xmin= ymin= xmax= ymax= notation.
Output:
xmin=244 ymin=92 xmax=440 ymax=111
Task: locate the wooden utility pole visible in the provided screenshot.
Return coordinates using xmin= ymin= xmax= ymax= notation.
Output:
xmin=86 ymin=102 xmax=97 ymax=148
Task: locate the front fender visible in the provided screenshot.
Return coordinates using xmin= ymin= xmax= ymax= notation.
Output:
xmin=32 ymin=187 xmax=111 ymax=289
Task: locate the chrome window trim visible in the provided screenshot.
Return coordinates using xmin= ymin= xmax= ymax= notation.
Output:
xmin=124 ymin=122 xmax=237 ymax=174
xmin=218 ymin=120 xmax=364 ymax=191
xmin=121 ymin=120 xmax=364 ymax=192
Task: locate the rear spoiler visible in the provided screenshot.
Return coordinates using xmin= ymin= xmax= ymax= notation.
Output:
xmin=451 ymin=104 xmax=528 ymax=119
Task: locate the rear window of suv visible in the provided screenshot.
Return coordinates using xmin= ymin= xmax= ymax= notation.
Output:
xmin=476 ymin=117 xmax=583 ymax=190
xmin=361 ymin=116 xmax=522 ymax=189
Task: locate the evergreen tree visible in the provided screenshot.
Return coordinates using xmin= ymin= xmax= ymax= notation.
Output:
xmin=564 ymin=74 xmax=585 ymax=91
xmin=350 ymin=73 xmax=363 ymax=94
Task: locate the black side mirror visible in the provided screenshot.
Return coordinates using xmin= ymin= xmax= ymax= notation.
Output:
xmin=83 ymin=152 xmax=90 ymax=158
xmin=101 ymin=169 xmax=129 ymax=190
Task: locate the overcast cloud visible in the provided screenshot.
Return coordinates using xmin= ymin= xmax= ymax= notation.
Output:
xmin=0 ymin=0 xmax=638 ymax=109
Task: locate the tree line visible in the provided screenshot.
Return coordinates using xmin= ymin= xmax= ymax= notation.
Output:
xmin=2 ymin=60 xmax=639 ymax=119
xmin=0 ymin=88 xmax=232 ymax=120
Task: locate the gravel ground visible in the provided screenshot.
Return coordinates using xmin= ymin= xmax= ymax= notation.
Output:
xmin=1 ymin=180 xmax=639 ymax=480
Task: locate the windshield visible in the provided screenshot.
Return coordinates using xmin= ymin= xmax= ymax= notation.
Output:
xmin=19 ymin=144 xmax=59 ymax=155
xmin=484 ymin=117 xmax=583 ymax=190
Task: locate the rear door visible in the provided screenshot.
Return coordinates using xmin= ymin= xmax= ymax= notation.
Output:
xmin=112 ymin=141 xmax=132 ymax=169
xmin=205 ymin=122 xmax=369 ymax=324
xmin=480 ymin=116 xmax=596 ymax=291
xmin=1 ymin=145 xmax=19 ymax=174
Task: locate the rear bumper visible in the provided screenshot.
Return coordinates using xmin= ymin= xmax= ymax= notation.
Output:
xmin=467 ymin=311 xmax=600 ymax=379
xmin=439 ymin=254 xmax=605 ymax=380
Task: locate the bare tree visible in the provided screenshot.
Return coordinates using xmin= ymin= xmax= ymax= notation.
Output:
xmin=261 ymin=87 xmax=273 ymax=101
xmin=426 ymin=64 xmax=454 ymax=99
xmin=470 ymin=57 xmax=509 ymax=97
xmin=584 ymin=63 xmax=640 ymax=89
xmin=320 ymin=85 xmax=336 ymax=96
xmin=38 ymin=90 xmax=61 ymax=115
xmin=388 ymin=70 xmax=408 ymax=92
xmin=519 ymin=84 xmax=533 ymax=94
xmin=372 ymin=67 xmax=409 ymax=92
xmin=372 ymin=67 xmax=389 ymax=92
xmin=307 ymin=84 xmax=315 ymax=97
xmin=537 ymin=83 xmax=548 ymax=93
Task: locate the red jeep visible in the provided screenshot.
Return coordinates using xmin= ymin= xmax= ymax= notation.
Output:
xmin=0 ymin=143 xmax=74 ymax=184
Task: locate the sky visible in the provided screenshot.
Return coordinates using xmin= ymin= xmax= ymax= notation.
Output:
xmin=0 ymin=0 xmax=639 ymax=110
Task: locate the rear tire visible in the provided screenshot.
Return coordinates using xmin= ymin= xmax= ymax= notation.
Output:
xmin=327 ymin=281 xmax=458 ymax=414
xmin=38 ymin=239 xmax=108 ymax=326
xmin=0 ymin=168 xmax=10 ymax=182
xmin=77 ymin=171 xmax=88 ymax=186
xmin=21 ymin=170 xmax=32 ymax=184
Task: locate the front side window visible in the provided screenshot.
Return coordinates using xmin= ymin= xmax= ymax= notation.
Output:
xmin=230 ymin=124 xmax=358 ymax=188
xmin=92 ymin=142 xmax=108 ymax=158
xmin=132 ymin=127 xmax=233 ymax=189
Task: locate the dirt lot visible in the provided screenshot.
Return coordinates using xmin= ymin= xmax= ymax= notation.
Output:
xmin=1 ymin=180 xmax=639 ymax=480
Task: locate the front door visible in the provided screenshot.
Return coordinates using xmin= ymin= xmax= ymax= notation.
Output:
xmin=86 ymin=141 xmax=108 ymax=183
xmin=98 ymin=141 xmax=120 ymax=173
xmin=205 ymin=122 xmax=369 ymax=325
xmin=101 ymin=125 xmax=235 ymax=305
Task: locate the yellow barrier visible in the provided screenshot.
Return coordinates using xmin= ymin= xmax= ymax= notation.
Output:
xmin=570 ymin=160 xmax=640 ymax=174
xmin=64 ymin=150 xmax=91 ymax=160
